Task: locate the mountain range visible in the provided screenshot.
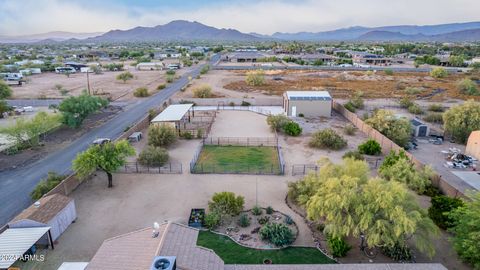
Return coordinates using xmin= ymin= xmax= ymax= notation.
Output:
xmin=2 ymin=20 xmax=480 ymax=43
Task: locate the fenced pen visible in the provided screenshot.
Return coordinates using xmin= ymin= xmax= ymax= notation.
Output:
xmin=190 ymin=136 xmax=285 ymax=175
xmin=291 ymin=164 xmax=320 ymax=176
xmin=119 ymin=162 xmax=183 ymax=174
xmin=177 ymin=110 xmax=216 ymax=138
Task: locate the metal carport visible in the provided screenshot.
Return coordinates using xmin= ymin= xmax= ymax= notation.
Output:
xmin=0 ymin=227 xmax=53 ymax=269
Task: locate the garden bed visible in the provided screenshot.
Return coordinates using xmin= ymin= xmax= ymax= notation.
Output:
xmin=212 ymin=208 xmax=298 ymax=249
xmin=192 ymin=145 xmax=281 ymax=174
xmin=197 ymin=230 xmax=335 ymax=264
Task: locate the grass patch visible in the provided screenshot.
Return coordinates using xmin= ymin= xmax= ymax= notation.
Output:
xmin=194 ymin=145 xmax=280 ymax=174
xmin=197 ymin=230 xmax=335 ymax=264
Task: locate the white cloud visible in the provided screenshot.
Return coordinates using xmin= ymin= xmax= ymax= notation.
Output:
xmin=0 ymin=0 xmax=479 ymax=35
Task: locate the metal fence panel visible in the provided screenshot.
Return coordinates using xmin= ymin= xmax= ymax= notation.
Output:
xmin=291 ymin=164 xmax=319 ymax=176
xmin=120 ymin=162 xmax=183 ymax=174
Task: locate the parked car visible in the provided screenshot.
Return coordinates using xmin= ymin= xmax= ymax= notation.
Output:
xmin=92 ymin=138 xmax=111 ymax=145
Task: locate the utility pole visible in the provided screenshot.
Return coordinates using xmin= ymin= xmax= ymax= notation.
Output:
xmin=86 ymin=70 xmax=91 ymax=95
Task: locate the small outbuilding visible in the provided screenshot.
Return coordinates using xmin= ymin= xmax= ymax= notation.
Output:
xmin=466 ymin=130 xmax=480 ymax=160
xmin=8 ymin=194 xmax=77 ymax=243
xmin=151 ymin=104 xmax=194 ymax=133
xmin=411 ymin=118 xmax=430 ymax=137
xmin=283 ymin=91 xmax=332 ymax=117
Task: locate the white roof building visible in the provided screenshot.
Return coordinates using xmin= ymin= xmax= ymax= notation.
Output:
xmin=284 ymin=91 xmax=332 ymax=101
xmin=151 ymin=104 xmax=194 ymax=123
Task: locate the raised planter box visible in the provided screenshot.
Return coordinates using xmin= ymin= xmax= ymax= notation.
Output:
xmin=188 ymin=208 xmax=205 ymax=228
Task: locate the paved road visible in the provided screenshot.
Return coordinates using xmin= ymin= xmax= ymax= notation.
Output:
xmin=0 ymin=55 xmax=220 ymax=226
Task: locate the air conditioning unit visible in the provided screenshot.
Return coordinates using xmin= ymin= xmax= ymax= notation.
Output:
xmin=150 ymin=256 xmax=176 ymax=270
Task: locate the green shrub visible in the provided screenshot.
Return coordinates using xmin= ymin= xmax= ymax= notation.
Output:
xmin=266 ymin=114 xmax=290 ymax=131
xmin=181 ymin=131 xmax=194 ymax=140
xmin=137 ymin=146 xmax=169 ymax=166
xmin=457 ymin=78 xmax=479 ymax=95
xmin=428 ymin=104 xmax=444 ymax=112
xmin=344 ymin=102 xmax=356 ymax=112
xmin=423 ymin=112 xmax=443 ymax=124
xmin=133 ymin=87 xmax=149 ymax=97
xmin=430 ymin=67 xmax=448 ymax=79
xmin=166 ymin=70 xmax=176 ymax=75
xmin=343 ymin=124 xmax=356 ymax=135
xmin=259 ymin=223 xmax=294 ymax=247
xmin=193 ymin=84 xmax=213 ymax=98
xmin=428 ymin=195 xmax=464 ymax=229
xmin=327 ymin=236 xmax=351 ymax=257
xmin=251 ymin=205 xmax=262 ymax=216
xmin=384 ymin=69 xmax=394 ymax=75
xmin=245 ymin=70 xmax=265 ymax=86
xmin=350 ymin=91 xmax=365 ymax=109
xmin=298 ymin=113 xmax=304 ymax=117
xmin=30 ymin=172 xmax=65 ymax=200
xmin=0 ymin=81 xmax=13 ymax=99
xmin=205 ymin=212 xmax=221 ymax=229
xmin=358 ymin=139 xmax=382 ymax=155
xmin=157 ymin=84 xmax=166 ymax=90
xmin=399 ymin=97 xmax=414 ymax=108
xmin=238 ymin=213 xmax=250 ymax=227
xmin=258 ymin=216 xmax=270 ymax=225
xmin=423 ymin=184 xmax=442 ymax=197
xmin=166 ymin=74 xmax=175 ymax=83
xmin=148 ymin=124 xmax=177 ymax=147
xmin=285 ymin=215 xmax=294 ymax=225
xmin=381 ymin=243 xmax=413 ymax=262
xmin=266 ymin=206 xmax=274 ymax=214
xmin=408 ymin=103 xmax=424 ymax=115
xmin=342 ymin=150 xmax=365 ymax=161
xmin=241 ymin=101 xmax=251 ymax=106
xmin=282 ymin=121 xmax=302 ymax=136
xmin=200 ymin=65 xmax=210 ymax=75
xmin=309 ymin=129 xmax=347 ymax=150
xmin=196 ymin=128 xmax=204 ymax=139
xmin=208 ymin=192 xmax=245 ymax=216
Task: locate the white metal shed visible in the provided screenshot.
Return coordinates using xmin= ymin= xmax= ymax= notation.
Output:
xmin=0 ymin=227 xmax=52 ymax=269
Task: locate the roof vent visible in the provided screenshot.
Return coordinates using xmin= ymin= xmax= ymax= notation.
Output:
xmin=34 ymin=201 xmax=41 ymax=208
xmin=151 ymin=256 xmax=176 ymax=270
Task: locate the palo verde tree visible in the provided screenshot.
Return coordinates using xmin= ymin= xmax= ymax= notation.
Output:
xmin=443 ymin=100 xmax=480 ymax=144
xmin=58 ymin=93 xmax=108 ymax=128
xmin=116 ymin=71 xmax=134 ymax=83
xmin=365 ymin=109 xmax=411 ymax=147
xmin=73 ymin=140 xmax=135 ymax=188
xmin=0 ymin=80 xmax=13 ymax=99
xmin=289 ymin=157 xmax=439 ymax=257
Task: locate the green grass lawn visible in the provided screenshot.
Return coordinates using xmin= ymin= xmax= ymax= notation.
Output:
xmin=197 ymin=230 xmax=335 ymax=264
xmin=193 ymin=145 xmax=281 ymax=174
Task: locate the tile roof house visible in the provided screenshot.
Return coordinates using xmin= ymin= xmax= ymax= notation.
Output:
xmin=85 ymin=222 xmax=447 ymax=270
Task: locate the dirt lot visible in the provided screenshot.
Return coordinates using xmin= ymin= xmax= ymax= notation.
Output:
xmin=0 ymin=105 xmax=122 ymax=172
xmin=11 ymin=61 xmax=197 ymax=101
xmin=220 ymin=70 xmax=479 ymax=101
xmin=209 ymin=110 xmax=274 ymax=137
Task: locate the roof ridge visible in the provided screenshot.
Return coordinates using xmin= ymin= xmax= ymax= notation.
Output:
xmin=104 ymin=222 xmax=168 ymax=243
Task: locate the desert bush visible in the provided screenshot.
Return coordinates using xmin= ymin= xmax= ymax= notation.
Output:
xmin=430 ymin=67 xmax=448 ymax=79
xmin=258 ymin=216 xmax=270 ymax=225
xmin=266 ymin=114 xmax=290 ymax=131
xmin=350 ymin=91 xmax=364 ymax=109
xmin=428 ymin=195 xmax=464 ymax=229
xmin=457 ymin=78 xmax=479 ymax=95
xmin=343 ymin=124 xmax=356 ymax=135
xmin=133 ymin=87 xmax=149 ymax=97
xmin=284 ymin=215 xmax=294 ymax=225
xmin=193 ymin=84 xmax=213 ymax=98
xmin=344 ymin=101 xmax=356 ymax=112
xmin=196 ymin=128 xmax=204 ymax=139
xmin=405 ymin=87 xmax=423 ymax=95
xmin=309 ymin=129 xmax=347 ymax=150
xmin=251 ymin=205 xmax=262 ymax=216
xmin=399 ymin=97 xmax=414 ymax=108
xmin=384 ymin=69 xmax=394 ymax=75
xmin=358 ymin=139 xmax=382 ymax=155
xmin=238 ymin=213 xmax=250 ymax=227
xmin=181 ymin=131 xmax=194 ymax=140
xmin=166 ymin=70 xmax=176 ymax=75
xmin=365 ymin=110 xmax=411 ymax=147
xmin=138 ymin=146 xmax=169 ymax=166
xmin=327 ymin=236 xmax=351 ymax=257
xmin=200 ymin=64 xmax=210 ymax=75
xmin=148 ymin=124 xmax=177 ymax=147
xmin=259 ymin=223 xmax=294 ymax=247
xmin=443 ymin=100 xmax=480 ymax=144
xmin=166 ymin=74 xmax=175 ymax=83
xmin=266 ymin=206 xmax=274 ymax=214
xmin=245 ymin=70 xmax=265 ymax=86
xmin=208 ymin=192 xmax=245 ymax=216
xmin=423 ymin=112 xmax=444 ymax=124
xmin=408 ymin=103 xmax=424 ymax=115
xmin=157 ymin=84 xmax=166 ymax=90
xmin=116 ymin=71 xmax=134 ymax=83
xmin=205 ymin=212 xmax=221 ymax=229
xmin=428 ymin=104 xmax=444 ymax=112
xmin=282 ymin=121 xmax=302 ymax=136
xmin=241 ymin=101 xmax=251 ymax=106
xmin=30 ymin=172 xmax=65 ymax=200
xmin=342 ymin=150 xmax=365 ymax=161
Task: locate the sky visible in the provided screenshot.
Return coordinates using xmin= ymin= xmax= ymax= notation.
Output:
xmin=1 ymin=0 xmax=480 ymax=36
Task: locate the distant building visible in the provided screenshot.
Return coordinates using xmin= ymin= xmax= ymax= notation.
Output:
xmin=226 ymin=51 xmax=265 ymax=62
xmin=283 ymin=91 xmax=332 ymax=117
xmin=136 ymin=62 xmax=165 ymax=71
xmin=351 ymin=51 xmax=391 ymax=66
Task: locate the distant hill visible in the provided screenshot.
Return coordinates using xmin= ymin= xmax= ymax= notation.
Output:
xmin=88 ymin=20 xmax=260 ymax=42
xmin=357 ymin=28 xmax=480 ymax=42
xmin=0 ymin=31 xmax=103 ymax=43
xmin=271 ymin=21 xmax=480 ymax=41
